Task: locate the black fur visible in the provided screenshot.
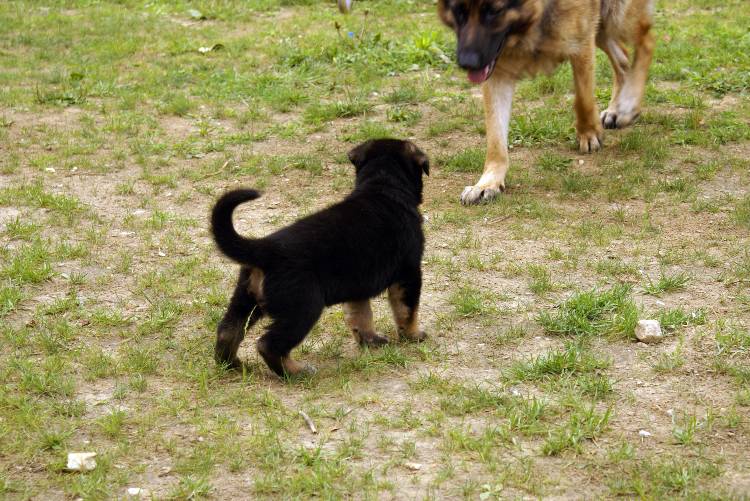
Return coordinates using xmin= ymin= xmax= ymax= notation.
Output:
xmin=211 ymin=139 xmax=429 ymax=377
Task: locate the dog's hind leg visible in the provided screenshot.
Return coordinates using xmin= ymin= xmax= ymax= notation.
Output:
xmin=388 ymin=267 xmax=426 ymax=342
xmin=598 ymin=37 xmax=630 ymax=128
xmin=256 ymin=299 xmax=323 ymax=378
xmin=600 ymin=11 xmax=655 ymax=128
xmin=215 ymin=268 xmax=263 ymax=369
xmin=570 ymin=35 xmax=604 ymax=153
xmin=343 ymin=300 xmax=389 ymax=348
xmin=460 ymin=75 xmax=515 ymax=205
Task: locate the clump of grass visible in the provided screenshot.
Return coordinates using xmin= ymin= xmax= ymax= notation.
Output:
xmin=527 ymin=264 xmax=556 ymax=296
xmin=734 ymin=195 xmax=750 ymax=228
xmin=672 ymin=413 xmax=700 ymax=445
xmin=510 ymin=343 xmax=610 ymax=381
xmin=159 ymin=93 xmax=194 ymax=116
xmin=449 ymin=285 xmax=497 ymax=318
xmin=653 ymin=344 xmax=685 ymax=373
xmin=439 ymin=148 xmax=484 ymax=173
xmin=643 ymin=271 xmax=690 ymax=296
xmin=658 ymin=308 xmax=706 ymax=332
xmin=535 ymin=152 xmax=570 ymax=173
xmin=542 ymin=405 xmax=611 ymax=456
xmin=537 ymin=285 xmax=638 ymax=338
xmin=288 ymin=154 xmax=323 ymax=175
xmin=608 ymin=457 xmax=721 ymax=498
xmin=303 ymin=99 xmax=372 ymax=125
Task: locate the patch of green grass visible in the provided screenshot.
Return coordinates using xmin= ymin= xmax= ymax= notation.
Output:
xmin=653 ymin=344 xmax=686 ymax=373
xmin=304 ymin=99 xmax=372 ymax=125
xmin=643 ymin=271 xmax=690 ymax=296
xmin=535 ymin=152 xmax=571 ymax=173
xmin=0 ymin=238 xmax=54 ymax=284
xmin=439 ymin=148 xmax=484 ymax=173
xmin=734 ymin=194 xmax=750 ymax=228
xmin=0 ymin=284 xmax=24 ymax=317
xmin=608 ymin=456 xmax=722 ymax=498
xmin=538 ymin=285 xmax=638 ymax=338
xmin=658 ymin=308 xmax=706 ymax=332
xmin=527 ymin=264 xmax=556 ymax=296
xmin=510 ymin=344 xmax=610 ymax=381
xmin=542 ymin=405 xmax=611 ymax=456
xmin=449 ymin=285 xmax=497 ymax=317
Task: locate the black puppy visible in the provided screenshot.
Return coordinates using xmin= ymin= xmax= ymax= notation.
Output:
xmin=210 ymin=139 xmax=430 ymax=377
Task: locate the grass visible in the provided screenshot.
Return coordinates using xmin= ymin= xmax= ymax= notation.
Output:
xmin=0 ymin=0 xmax=748 ymax=498
xmin=643 ymin=271 xmax=690 ymax=296
xmin=537 ymin=285 xmax=638 ymax=338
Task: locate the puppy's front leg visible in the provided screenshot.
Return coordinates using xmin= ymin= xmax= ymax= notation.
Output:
xmin=343 ymin=300 xmax=389 ymax=347
xmin=461 ymin=75 xmax=515 ymax=205
xmin=570 ymin=36 xmax=604 ymax=153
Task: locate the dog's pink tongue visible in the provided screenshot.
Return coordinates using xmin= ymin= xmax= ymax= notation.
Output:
xmin=467 ymin=66 xmax=491 ymax=84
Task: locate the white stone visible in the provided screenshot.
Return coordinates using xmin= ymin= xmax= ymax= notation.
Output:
xmin=66 ymin=452 xmax=97 ymax=472
xmin=638 ymin=430 xmax=652 ymax=438
xmin=635 ymin=319 xmax=663 ymax=343
xmin=127 ymin=487 xmax=143 ymax=496
xmin=404 ymin=462 xmax=422 ymax=471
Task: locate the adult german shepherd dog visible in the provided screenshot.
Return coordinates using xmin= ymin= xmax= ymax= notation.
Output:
xmin=438 ymin=0 xmax=655 ymax=204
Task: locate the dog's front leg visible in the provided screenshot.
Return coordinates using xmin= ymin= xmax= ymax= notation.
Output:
xmin=343 ymin=300 xmax=389 ymax=347
xmin=570 ymin=37 xmax=604 ymax=153
xmin=460 ymin=75 xmax=515 ymax=205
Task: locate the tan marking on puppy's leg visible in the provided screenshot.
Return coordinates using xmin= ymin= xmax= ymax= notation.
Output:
xmin=343 ymin=301 xmax=389 ymax=347
xmin=570 ymin=36 xmax=603 ymax=153
xmin=387 ymin=285 xmax=426 ymax=342
xmin=247 ymin=267 xmax=265 ymax=302
xmin=281 ymin=356 xmax=316 ymax=377
xmin=461 ymin=75 xmax=515 ymax=205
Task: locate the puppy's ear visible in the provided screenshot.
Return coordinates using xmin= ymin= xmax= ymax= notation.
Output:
xmin=347 ymin=140 xmax=375 ymax=170
xmin=406 ymin=141 xmax=430 ymax=176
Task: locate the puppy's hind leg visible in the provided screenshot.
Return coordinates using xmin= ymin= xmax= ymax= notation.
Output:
xmin=215 ymin=268 xmax=263 ymax=369
xmin=388 ymin=267 xmax=426 ymax=342
xmin=343 ymin=300 xmax=389 ymax=348
xmin=256 ymin=298 xmax=323 ymax=378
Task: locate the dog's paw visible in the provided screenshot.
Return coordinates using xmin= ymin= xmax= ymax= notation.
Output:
xmin=460 ymin=184 xmax=503 ymax=205
xmin=601 ymin=109 xmax=640 ymax=129
xmin=359 ymin=331 xmax=390 ymax=348
xmin=282 ymin=360 xmax=317 ymax=379
xmin=215 ymin=353 xmax=243 ymax=370
xmin=400 ymin=330 xmax=427 ymax=343
xmin=577 ymin=129 xmax=602 ymax=153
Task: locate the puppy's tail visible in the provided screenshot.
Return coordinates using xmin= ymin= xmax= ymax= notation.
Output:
xmin=211 ymin=188 xmax=265 ymax=266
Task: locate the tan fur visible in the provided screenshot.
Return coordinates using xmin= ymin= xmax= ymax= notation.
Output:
xmin=247 ymin=267 xmax=265 ymax=303
xmin=387 ymin=285 xmax=426 ymax=341
xmin=343 ymin=300 xmax=389 ymax=346
xmin=439 ymin=0 xmax=655 ymax=204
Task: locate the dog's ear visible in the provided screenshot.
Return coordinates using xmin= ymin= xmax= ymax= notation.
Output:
xmin=406 ymin=141 xmax=430 ymax=176
xmin=347 ymin=140 xmax=374 ymax=170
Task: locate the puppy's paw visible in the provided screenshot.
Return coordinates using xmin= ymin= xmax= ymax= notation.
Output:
xmin=460 ymin=184 xmax=503 ymax=205
xmin=282 ymin=357 xmax=317 ymax=378
xmin=358 ymin=331 xmax=390 ymax=348
xmin=216 ymin=356 xmax=243 ymax=370
xmin=400 ymin=330 xmax=427 ymax=343
xmin=577 ymin=128 xmax=603 ymax=153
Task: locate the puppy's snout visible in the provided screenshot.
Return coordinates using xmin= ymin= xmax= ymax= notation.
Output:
xmin=457 ymin=49 xmax=482 ymax=70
